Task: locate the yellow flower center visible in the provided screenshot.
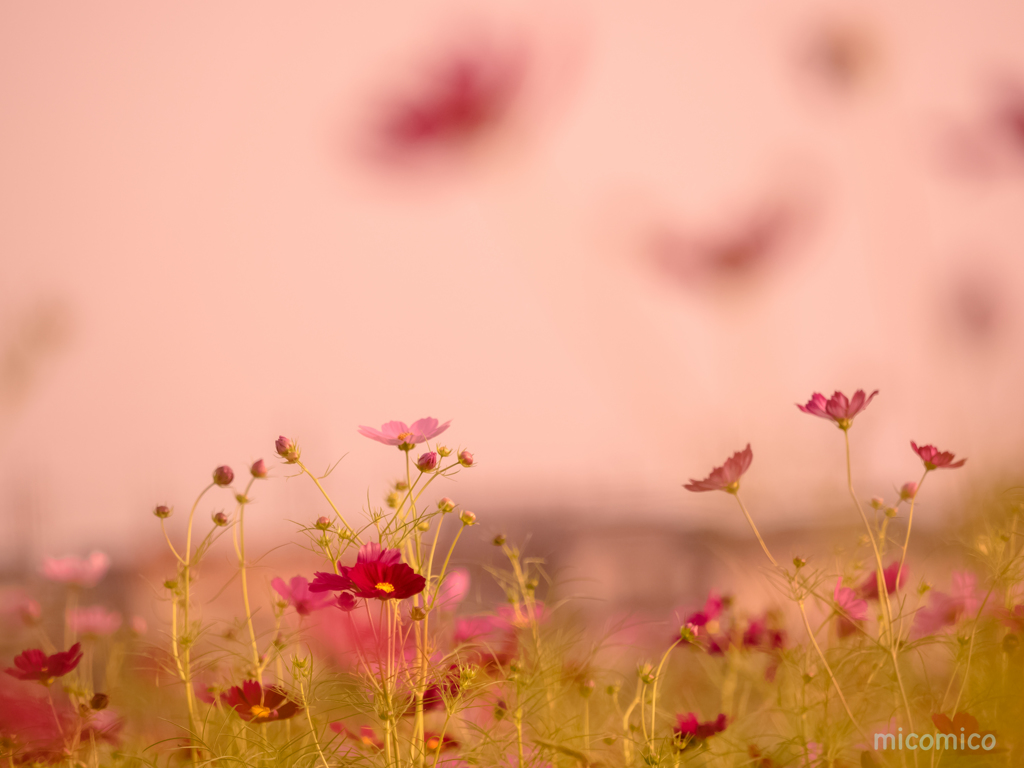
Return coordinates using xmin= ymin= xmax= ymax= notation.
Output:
xmin=250 ymin=704 xmax=272 ymax=719
xmin=397 ymin=432 xmax=413 ymax=442
xmin=426 ymin=737 xmax=440 ymax=749
xmin=376 ymin=582 xmax=395 ymax=593
xmin=361 ymin=735 xmax=376 ymax=746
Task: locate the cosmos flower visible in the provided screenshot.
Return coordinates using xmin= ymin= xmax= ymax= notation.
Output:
xmin=357 ymin=418 xmax=451 ymax=450
xmin=5 ymin=643 xmax=82 ymax=684
xmin=674 ymin=713 xmax=728 ymax=749
xmin=68 ymin=606 xmax=122 ymax=637
xmin=41 ymin=551 xmax=111 ymax=588
xmin=913 ymin=572 xmax=981 ymax=636
xmin=833 ymin=579 xmax=868 ymax=638
xmin=796 ymin=390 xmax=878 ymax=430
xmin=910 ymin=441 xmax=967 ymax=470
xmin=684 ymin=445 xmax=752 ymax=493
xmin=330 ymin=722 xmax=384 ymax=749
xmin=271 ymin=577 xmax=336 ymax=616
xmin=348 ymin=558 xmax=425 ymax=601
xmin=222 ymin=680 xmax=301 ymax=723
xmin=424 ymin=732 xmax=460 ymax=752
xmin=856 ymin=562 xmax=907 ymax=600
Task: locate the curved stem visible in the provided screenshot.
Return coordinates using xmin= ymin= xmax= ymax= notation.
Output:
xmin=897 ymin=469 xmax=930 ymax=590
xmin=733 ymin=493 xmax=779 ymax=568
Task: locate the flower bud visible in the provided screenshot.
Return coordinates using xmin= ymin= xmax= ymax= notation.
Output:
xmin=415 ymin=451 xmax=439 ymax=472
xmin=884 ymin=506 xmax=898 ymax=518
xmin=680 ymin=623 xmax=699 ymax=643
xmin=315 ymin=516 xmax=331 ymax=530
xmin=899 ymin=482 xmax=918 ymax=501
xmin=437 ymin=446 xmax=452 ymax=458
xmin=153 ymin=505 xmax=172 ymax=519
xmin=235 ymin=493 xmax=249 ymax=505
xmin=605 ymin=683 xmax=621 ymax=696
xmin=395 ymin=480 xmax=409 ymax=491
xmin=579 ymin=680 xmax=595 ymax=698
xmin=336 ymin=593 xmax=357 ymax=612
xmin=637 ymin=663 xmax=654 ymax=684
xmin=212 ymin=511 xmax=229 ymax=527
xmin=213 ymin=466 xmax=234 ymax=486
xmin=410 ymin=607 xmax=426 ymax=621
xmin=250 ymin=459 xmax=268 ymax=479
xmin=386 ymin=491 xmax=400 ymax=509
xmin=459 ymin=510 xmax=477 ymax=526
xmin=869 ymin=497 xmax=884 ymax=510
xmin=275 ymin=436 xmax=299 ymax=463
xmin=417 ymin=519 xmax=430 ymax=532
xmin=792 ymin=557 xmax=806 ymax=569
xmin=438 ymin=497 xmax=455 ymax=513
xmin=89 ymin=693 xmax=109 ymax=711
xmin=164 ymin=579 xmax=178 ymax=590
xmin=458 ymin=450 xmax=474 ymax=467
xmin=293 ymin=656 xmax=307 ymax=669
xmin=492 ymin=534 xmax=506 ymax=547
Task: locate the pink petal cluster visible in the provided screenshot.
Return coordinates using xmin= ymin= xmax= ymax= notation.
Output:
xmin=41 ymin=551 xmax=111 ymax=588
xmin=684 ymin=445 xmax=752 ymax=493
xmin=68 ymin=606 xmax=122 ymax=637
xmin=910 ymin=441 xmax=967 ymax=470
xmin=857 ymin=561 xmax=907 ymax=600
xmin=796 ymin=389 xmax=878 ymax=429
xmin=271 ymin=576 xmax=336 ymax=616
xmin=357 ymin=418 xmax=451 ymax=449
xmin=913 ymin=572 xmax=981 ymax=636
xmin=833 ymin=579 xmax=868 ymax=637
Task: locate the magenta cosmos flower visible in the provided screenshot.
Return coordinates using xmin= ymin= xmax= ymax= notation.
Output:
xmin=684 ymin=445 xmax=752 ymax=493
xmin=349 ymin=557 xmax=426 ymax=601
xmin=357 ymin=418 xmax=451 ymax=451
xmin=797 ymin=389 xmax=878 ymax=430
xmin=271 ymin=577 xmax=335 ymax=616
xmin=674 ymin=713 xmax=728 ymax=750
xmin=309 ymin=542 xmax=403 ymax=593
xmin=5 ymin=643 xmax=82 ymax=685
xmin=222 ymin=680 xmax=301 ymax=723
xmin=41 ymin=551 xmax=110 ymax=588
xmin=68 ymin=606 xmax=122 ymax=637
xmin=911 ymin=441 xmax=967 ymax=470
xmin=833 ymin=580 xmax=868 ymax=638
xmin=857 ymin=561 xmax=907 ymax=600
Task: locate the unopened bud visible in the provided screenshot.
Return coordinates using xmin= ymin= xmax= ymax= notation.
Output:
xmin=417 ymin=520 xmax=430 ymax=532
xmin=525 ymin=579 xmax=538 ymax=592
xmin=792 ymin=557 xmax=806 ymax=569
xmin=395 ymin=480 xmax=409 ymax=491
xmin=884 ymin=506 xmax=898 ymax=518
xmin=164 ymin=579 xmax=178 ymax=590
xmin=918 ymin=582 xmax=931 ymax=596
xmin=459 ymin=510 xmax=477 ymax=526
xmin=870 ymin=497 xmax=884 ymax=510
xmin=579 ymin=680 xmax=595 ymax=698
xmin=250 ymin=459 xmax=268 ymax=478
xmin=213 ymin=466 xmax=234 ymax=486
xmin=638 ymin=663 xmax=654 ymax=684
xmin=492 ymin=534 xmax=506 ymax=546
xmin=153 ymin=505 xmax=172 ymax=519
xmin=460 ymin=665 xmax=478 ymax=685
xmin=234 ymin=493 xmax=249 ymax=505
xmin=680 ymin=623 xmax=699 ymax=643
xmin=605 ymin=683 xmax=620 ymax=696
xmin=386 ymin=492 xmax=400 ymax=508
xmin=415 ymin=452 xmax=439 ymax=472
xmin=899 ymin=482 xmax=918 ymax=501
xmin=89 ymin=693 xmax=109 ymax=710
xmin=212 ymin=511 xmax=229 ymax=527
xmin=275 ymin=436 xmax=299 ymax=463
xmin=438 ymin=497 xmax=455 ymax=513
xmin=293 ymin=656 xmax=308 ymax=669
xmin=315 ymin=516 xmax=331 ymax=530
xmin=458 ymin=450 xmax=474 ymax=467
xmin=437 ymin=446 xmax=452 ymax=458
xmin=410 ymin=607 xmax=426 ymax=621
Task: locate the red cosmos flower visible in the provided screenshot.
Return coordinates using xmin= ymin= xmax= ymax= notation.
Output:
xmin=349 ymin=558 xmax=425 ymax=601
xmin=684 ymin=445 xmax=752 ymax=493
xmin=910 ymin=441 xmax=967 ymax=470
xmin=222 ymin=680 xmax=301 ymax=723
xmin=309 ymin=543 xmax=405 ymax=594
xmin=796 ymin=389 xmax=878 ymax=430
xmin=357 ymin=418 xmax=451 ymax=451
xmin=271 ymin=577 xmax=335 ymax=616
xmin=5 ymin=643 xmax=82 ymax=685
xmin=857 ymin=561 xmax=907 ymax=600
xmin=674 ymin=713 xmax=728 ymax=749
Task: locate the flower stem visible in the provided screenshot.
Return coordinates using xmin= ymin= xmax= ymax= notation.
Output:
xmin=733 ymin=493 xmax=779 ymax=568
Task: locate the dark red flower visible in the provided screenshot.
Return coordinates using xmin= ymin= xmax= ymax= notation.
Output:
xmin=684 ymin=445 xmax=752 ymax=493
xmin=348 ymin=558 xmax=425 ymax=601
xmin=674 ymin=713 xmax=728 ymax=749
xmin=857 ymin=561 xmax=907 ymax=600
xmin=685 ymin=592 xmax=724 ymax=628
xmin=797 ymin=389 xmax=878 ymax=430
xmin=911 ymin=441 xmax=967 ymax=470
xmin=221 ymin=680 xmax=300 ymax=723
xmin=5 ymin=643 xmax=82 ymax=685
xmin=308 ymin=568 xmax=352 ymax=593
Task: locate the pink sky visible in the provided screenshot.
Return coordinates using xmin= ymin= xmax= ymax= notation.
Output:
xmin=2 ymin=1 xmax=1024 ymax=564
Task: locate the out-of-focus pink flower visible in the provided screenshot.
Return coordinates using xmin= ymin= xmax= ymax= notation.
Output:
xmin=899 ymin=482 xmax=918 ymax=500
xmin=680 ymin=591 xmax=724 ymax=630
xmin=0 ymin=691 xmax=68 ymax=762
xmin=913 ymin=571 xmax=981 ymax=636
xmin=674 ymin=713 xmax=728 ymax=748
xmin=857 ymin=562 xmax=907 ymax=600
xmin=69 ymin=606 xmax=122 ymax=637
xmin=330 ymin=722 xmax=384 ymax=749
xmin=684 ymin=445 xmax=752 ymax=493
xmin=834 ymin=579 xmax=868 ymax=638
xmin=5 ymin=643 xmax=82 ymax=684
xmin=357 ymin=543 xmax=403 ymax=566
xmin=130 ymin=616 xmax=148 ymax=635
xmin=415 ymin=451 xmax=439 ymax=472
xmin=41 ymin=551 xmax=111 ymax=588
xmin=357 ymin=418 xmax=451 ymax=450
xmin=911 ymin=441 xmax=967 ymax=470
xmin=796 ymin=389 xmax=878 ymax=430
xmin=82 ymin=708 xmax=123 ymax=745
xmin=434 ymin=568 xmax=470 ymax=610
xmin=271 ymin=577 xmax=335 ymax=616
xmin=336 ymin=593 xmax=358 ymax=612
xmin=998 ymin=604 xmax=1024 ymax=633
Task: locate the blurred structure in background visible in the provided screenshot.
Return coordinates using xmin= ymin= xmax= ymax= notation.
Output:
xmin=1 ymin=1 xmax=1024 ymax=600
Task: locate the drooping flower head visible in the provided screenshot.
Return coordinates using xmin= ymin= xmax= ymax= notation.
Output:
xmin=271 ymin=577 xmax=335 ymax=616
xmin=222 ymin=680 xmax=300 ymax=723
xmin=797 ymin=389 xmax=878 ymax=430
xmin=857 ymin=561 xmax=907 ymax=600
xmin=911 ymin=441 xmax=967 ymax=470
xmin=674 ymin=713 xmax=728 ymax=750
xmin=5 ymin=643 xmax=82 ymax=685
xmin=833 ymin=579 xmax=868 ymax=638
xmin=684 ymin=445 xmax=752 ymax=494
xmin=68 ymin=606 xmax=122 ymax=637
xmin=41 ymin=551 xmax=111 ymax=588
xmin=358 ymin=418 xmax=451 ymax=451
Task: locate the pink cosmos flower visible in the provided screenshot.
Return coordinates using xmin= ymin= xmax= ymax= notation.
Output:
xmin=434 ymin=568 xmax=470 ymax=610
xmin=857 ymin=561 xmax=907 ymax=600
xmin=357 ymin=418 xmax=451 ymax=450
xmin=796 ymin=389 xmax=878 ymax=429
xmin=910 ymin=441 xmax=967 ymax=470
xmin=913 ymin=571 xmax=981 ymax=636
xmin=271 ymin=577 xmax=335 ymax=616
xmin=684 ymin=445 xmax=752 ymax=493
xmin=41 ymin=551 xmax=111 ymax=588
xmin=330 ymin=722 xmax=383 ymax=749
xmin=68 ymin=606 xmax=122 ymax=637
xmin=833 ymin=579 xmax=868 ymax=638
